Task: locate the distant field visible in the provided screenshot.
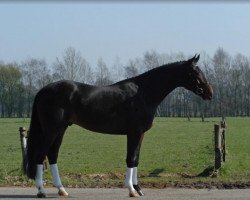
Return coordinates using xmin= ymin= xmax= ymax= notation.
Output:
xmin=0 ymin=117 xmax=249 ymax=188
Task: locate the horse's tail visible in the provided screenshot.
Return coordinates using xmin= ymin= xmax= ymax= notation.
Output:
xmin=24 ymin=97 xmax=41 ymax=180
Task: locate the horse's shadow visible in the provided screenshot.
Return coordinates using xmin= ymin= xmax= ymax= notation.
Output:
xmin=0 ymin=194 xmax=63 ymax=199
xmin=0 ymin=195 xmax=36 ymax=199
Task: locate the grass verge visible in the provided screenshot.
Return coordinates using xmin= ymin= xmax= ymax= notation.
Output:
xmin=0 ymin=117 xmax=249 ymax=188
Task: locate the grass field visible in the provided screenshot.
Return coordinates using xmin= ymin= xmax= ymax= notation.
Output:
xmin=0 ymin=117 xmax=249 ymax=188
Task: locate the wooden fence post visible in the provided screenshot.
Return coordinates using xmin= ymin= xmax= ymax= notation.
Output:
xmin=214 ymin=120 xmax=226 ymax=171
xmin=214 ymin=124 xmax=222 ymax=170
xmin=201 ymin=114 xmax=205 ymax=122
xmin=221 ymin=120 xmax=226 ymax=162
xmin=19 ymin=127 xmax=27 ymax=171
xmin=19 ymin=127 xmax=48 ymax=171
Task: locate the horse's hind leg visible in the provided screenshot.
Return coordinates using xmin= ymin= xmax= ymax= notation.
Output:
xmin=35 ymin=136 xmax=54 ymax=198
xmin=35 ymin=165 xmax=46 ymax=198
xmin=34 ymin=107 xmax=68 ymax=198
xmin=47 ymin=129 xmax=69 ymax=196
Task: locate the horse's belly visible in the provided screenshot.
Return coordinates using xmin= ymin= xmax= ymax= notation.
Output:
xmin=76 ymin=115 xmax=127 ymax=135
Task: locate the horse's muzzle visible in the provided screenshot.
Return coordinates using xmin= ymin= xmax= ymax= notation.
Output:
xmin=204 ymin=84 xmax=213 ymax=100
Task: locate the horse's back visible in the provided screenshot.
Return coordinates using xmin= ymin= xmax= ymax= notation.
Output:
xmin=36 ymin=80 xmax=93 ymax=104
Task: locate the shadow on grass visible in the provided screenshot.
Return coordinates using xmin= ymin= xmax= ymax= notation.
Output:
xmin=149 ymin=168 xmax=165 ymax=177
xmin=179 ymin=166 xmax=215 ymax=179
xmin=197 ymin=166 xmax=215 ymax=177
xmin=148 ymin=166 xmax=214 ymax=179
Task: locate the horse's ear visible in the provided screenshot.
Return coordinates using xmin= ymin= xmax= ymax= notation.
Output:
xmin=188 ymin=54 xmax=200 ymax=67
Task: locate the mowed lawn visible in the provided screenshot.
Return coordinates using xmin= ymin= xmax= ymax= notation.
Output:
xmin=0 ymin=117 xmax=249 ymax=187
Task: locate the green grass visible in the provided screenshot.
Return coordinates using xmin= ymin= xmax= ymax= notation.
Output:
xmin=0 ymin=117 xmax=249 ymax=188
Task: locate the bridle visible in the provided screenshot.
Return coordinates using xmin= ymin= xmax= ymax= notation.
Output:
xmin=189 ymin=67 xmax=210 ymax=96
xmin=195 ymin=81 xmax=210 ymax=95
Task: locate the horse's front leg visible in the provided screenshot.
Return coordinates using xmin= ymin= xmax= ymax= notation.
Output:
xmin=125 ymin=133 xmax=144 ymax=197
xmin=132 ymin=167 xmax=144 ymax=196
xmin=48 ymin=132 xmax=69 ymax=197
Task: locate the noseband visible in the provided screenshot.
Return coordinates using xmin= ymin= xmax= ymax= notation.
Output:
xmin=195 ymin=82 xmax=210 ymax=95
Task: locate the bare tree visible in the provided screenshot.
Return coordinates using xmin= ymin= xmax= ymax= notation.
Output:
xmin=124 ymin=59 xmax=139 ymax=79
xmin=21 ymin=58 xmax=50 ymax=116
xmin=231 ymin=54 xmax=250 ymax=116
xmin=241 ymin=58 xmax=250 ymax=115
xmin=2 ymin=47 xmax=250 ymax=118
xmin=95 ymin=58 xmax=112 ymax=86
xmin=36 ymin=66 xmax=52 ymax=89
xmin=212 ymin=47 xmax=231 ymax=116
xmin=195 ymin=52 xmax=214 ymax=118
xmin=53 ymin=47 xmax=93 ymax=84
xmin=143 ymin=50 xmax=161 ymax=70
xmin=110 ymin=56 xmax=123 ymax=82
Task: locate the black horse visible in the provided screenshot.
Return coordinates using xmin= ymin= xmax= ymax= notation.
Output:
xmin=25 ymin=54 xmax=213 ymax=197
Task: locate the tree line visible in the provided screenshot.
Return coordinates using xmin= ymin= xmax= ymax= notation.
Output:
xmin=0 ymin=47 xmax=249 ymax=118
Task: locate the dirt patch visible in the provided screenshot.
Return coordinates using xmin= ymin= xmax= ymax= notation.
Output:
xmin=142 ymin=182 xmax=250 ymax=189
xmin=2 ymin=172 xmax=250 ymax=189
xmin=61 ymin=172 xmax=250 ymax=190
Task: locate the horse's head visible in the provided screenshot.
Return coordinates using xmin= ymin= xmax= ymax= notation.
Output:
xmin=183 ymin=54 xmax=213 ymax=100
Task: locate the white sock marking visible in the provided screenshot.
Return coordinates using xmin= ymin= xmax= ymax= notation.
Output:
xmin=50 ymin=164 xmax=62 ymax=188
xmin=125 ymin=167 xmax=135 ymax=192
xmin=132 ymin=167 xmax=138 ymax=185
xmin=50 ymin=163 xmax=68 ymax=195
xmin=35 ymin=164 xmax=45 ymax=194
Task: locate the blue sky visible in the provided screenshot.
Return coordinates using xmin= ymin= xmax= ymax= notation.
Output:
xmin=0 ymin=2 xmax=250 ymax=67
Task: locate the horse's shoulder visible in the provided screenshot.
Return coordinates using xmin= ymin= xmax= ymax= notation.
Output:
xmin=109 ymin=81 xmax=138 ymax=99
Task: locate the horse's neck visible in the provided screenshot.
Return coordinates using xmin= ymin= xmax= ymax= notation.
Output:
xmin=134 ymin=65 xmax=183 ymax=106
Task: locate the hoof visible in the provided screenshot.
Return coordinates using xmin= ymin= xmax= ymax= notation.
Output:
xmin=129 ymin=190 xmax=139 ymax=197
xmin=58 ymin=188 xmax=69 ymax=196
xmin=133 ymin=185 xmax=144 ymax=196
xmin=37 ymin=192 xmax=46 ymax=198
